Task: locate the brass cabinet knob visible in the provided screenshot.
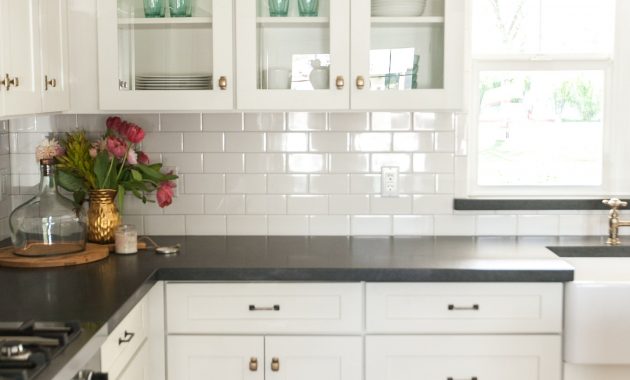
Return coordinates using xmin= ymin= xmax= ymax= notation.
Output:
xmin=4 ymin=74 xmax=18 ymax=90
xmin=356 ymin=75 xmax=365 ymax=90
xmin=218 ymin=76 xmax=228 ymax=90
xmin=45 ymin=75 xmax=57 ymax=90
xmin=335 ymin=75 xmax=344 ymax=90
xmin=249 ymin=357 xmax=258 ymax=371
xmin=0 ymin=74 xmax=7 ymax=89
xmin=271 ymin=357 xmax=280 ymax=372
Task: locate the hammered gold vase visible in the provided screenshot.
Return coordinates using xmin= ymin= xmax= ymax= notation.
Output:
xmin=87 ymin=189 xmax=120 ymax=244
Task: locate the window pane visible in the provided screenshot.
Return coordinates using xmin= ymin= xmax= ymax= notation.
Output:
xmin=477 ymin=70 xmax=604 ymax=186
xmin=472 ymin=0 xmax=614 ymax=55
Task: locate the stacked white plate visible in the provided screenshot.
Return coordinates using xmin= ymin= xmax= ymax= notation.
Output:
xmin=135 ymin=75 xmax=212 ymax=91
xmin=371 ymin=0 xmax=427 ymax=17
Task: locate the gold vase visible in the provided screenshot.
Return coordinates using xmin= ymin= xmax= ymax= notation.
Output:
xmin=87 ymin=189 xmax=120 ymax=244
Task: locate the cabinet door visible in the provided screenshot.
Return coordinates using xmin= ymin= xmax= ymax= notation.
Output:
xmin=0 ymin=0 xmax=6 ymax=116
xmin=97 ymin=0 xmax=233 ymax=110
xmin=235 ymin=0 xmax=351 ymax=110
xmin=350 ymin=0 xmax=464 ymax=110
xmin=115 ymin=339 xmax=149 ymax=380
xmin=168 ymin=336 xmax=264 ymax=380
xmin=265 ymin=336 xmax=362 ymax=380
xmin=366 ymin=335 xmax=561 ymax=380
xmin=3 ymin=0 xmax=42 ymax=116
xmin=39 ymin=0 xmax=69 ymax=112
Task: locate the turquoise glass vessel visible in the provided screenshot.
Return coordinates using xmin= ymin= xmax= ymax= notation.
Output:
xmin=269 ymin=0 xmax=289 ymax=16
xmin=169 ymin=0 xmax=192 ymax=17
xmin=298 ymin=0 xmax=318 ymax=16
xmin=143 ymin=0 xmax=165 ymax=17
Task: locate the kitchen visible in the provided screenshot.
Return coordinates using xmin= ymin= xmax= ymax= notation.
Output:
xmin=0 ymin=0 xmax=627 ymax=379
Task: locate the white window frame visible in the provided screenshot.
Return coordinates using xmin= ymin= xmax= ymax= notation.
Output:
xmin=465 ymin=0 xmax=628 ymax=198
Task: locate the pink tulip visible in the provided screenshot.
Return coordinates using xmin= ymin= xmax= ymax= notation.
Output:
xmin=157 ymin=181 xmax=176 ymax=208
xmin=106 ymin=116 xmax=122 ymax=133
xmin=137 ymin=151 xmax=150 ymax=165
xmin=106 ymin=136 xmax=127 ymax=159
xmin=125 ymin=123 xmax=145 ymax=144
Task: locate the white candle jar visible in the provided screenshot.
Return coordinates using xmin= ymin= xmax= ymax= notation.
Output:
xmin=114 ymin=224 xmax=138 ymax=254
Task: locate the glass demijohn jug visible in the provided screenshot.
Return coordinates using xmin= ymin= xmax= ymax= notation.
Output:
xmin=9 ymin=159 xmax=87 ymax=256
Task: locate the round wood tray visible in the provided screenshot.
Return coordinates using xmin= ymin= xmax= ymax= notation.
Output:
xmin=0 ymin=243 xmax=110 ymax=268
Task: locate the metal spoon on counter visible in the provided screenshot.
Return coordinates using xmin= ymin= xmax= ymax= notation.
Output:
xmin=139 ymin=236 xmax=180 ymax=255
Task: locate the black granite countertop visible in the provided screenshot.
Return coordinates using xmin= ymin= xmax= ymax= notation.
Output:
xmin=0 ymin=235 xmax=599 ymax=379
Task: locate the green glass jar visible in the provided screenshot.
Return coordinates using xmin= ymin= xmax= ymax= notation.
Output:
xmin=169 ymin=0 xmax=192 ymax=17
xmin=143 ymin=0 xmax=165 ymax=17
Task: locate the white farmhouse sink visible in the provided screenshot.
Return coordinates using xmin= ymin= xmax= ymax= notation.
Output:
xmin=549 ymin=246 xmax=630 ymax=365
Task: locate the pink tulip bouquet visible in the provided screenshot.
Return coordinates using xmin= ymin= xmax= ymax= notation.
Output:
xmin=55 ymin=116 xmax=177 ymax=209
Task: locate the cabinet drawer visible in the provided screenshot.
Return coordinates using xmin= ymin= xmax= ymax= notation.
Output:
xmin=101 ymin=297 xmax=148 ymax=376
xmin=166 ymin=283 xmax=363 ymax=333
xmin=366 ymin=283 xmax=562 ymax=333
xmin=366 ymin=335 xmax=561 ymax=380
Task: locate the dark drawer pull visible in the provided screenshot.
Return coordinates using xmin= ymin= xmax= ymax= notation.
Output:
xmin=448 ymin=304 xmax=479 ymax=311
xmin=118 ymin=330 xmax=135 ymax=345
xmin=249 ymin=304 xmax=280 ymax=311
xmin=447 ymin=377 xmax=477 ymax=380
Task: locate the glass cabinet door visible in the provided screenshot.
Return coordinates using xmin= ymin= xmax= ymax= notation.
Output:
xmin=350 ymin=0 xmax=463 ymax=110
xmin=97 ymin=0 xmax=233 ymax=110
xmin=236 ymin=0 xmax=350 ymax=110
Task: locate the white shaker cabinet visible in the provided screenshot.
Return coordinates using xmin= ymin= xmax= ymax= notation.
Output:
xmin=39 ymin=0 xmax=70 ymax=112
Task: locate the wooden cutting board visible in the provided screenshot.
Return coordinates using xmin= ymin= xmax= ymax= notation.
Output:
xmin=0 ymin=243 xmax=110 ymax=268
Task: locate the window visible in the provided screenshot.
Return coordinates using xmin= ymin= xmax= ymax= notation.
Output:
xmin=469 ymin=0 xmax=616 ymax=195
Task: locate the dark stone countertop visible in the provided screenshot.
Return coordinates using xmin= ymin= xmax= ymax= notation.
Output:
xmin=0 ymin=235 xmax=604 ymax=379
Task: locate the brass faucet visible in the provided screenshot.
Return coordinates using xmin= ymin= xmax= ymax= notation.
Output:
xmin=603 ymin=198 xmax=630 ymax=245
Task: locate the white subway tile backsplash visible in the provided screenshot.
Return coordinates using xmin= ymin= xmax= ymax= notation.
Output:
xmin=288 ymin=112 xmax=327 ymax=131
xmin=517 ymin=215 xmax=559 ymax=236
xmin=226 ymin=174 xmax=267 ymax=194
xmin=246 ymin=195 xmax=287 ymax=214
xmin=163 ymin=194 xmax=204 ymax=215
xmin=310 ymin=132 xmax=349 ymax=152
xmin=399 ymin=174 xmax=436 ymax=194
xmin=142 ymin=133 xmax=183 ymax=153
xmin=202 ymin=113 xmax=243 ymax=131
xmin=434 ymin=215 xmax=476 ymax=235
xmin=184 ymin=174 xmax=224 ymax=194
xmin=309 ymin=174 xmax=349 ymax=194
xmin=162 ymin=153 xmax=203 ymax=173
xmin=287 ymin=195 xmax=328 ymax=214
xmin=204 ymin=153 xmax=245 ymax=173
xmin=329 ymin=195 xmax=370 ymax=214
xmin=309 ymin=215 xmax=350 ymax=235
xmin=288 ymin=154 xmax=327 ymax=173
xmin=53 ymin=114 xmax=79 ymax=132
xmin=267 ymin=133 xmax=308 ymax=152
xmin=9 ymin=117 xmax=37 ymax=132
xmin=414 ymin=112 xmax=453 ymax=131
xmin=329 ymin=113 xmax=369 ymax=131
xmin=11 ymin=154 xmax=38 ymax=174
xmin=329 ymin=153 xmax=369 ymax=173
xmin=225 ymin=133 xmax=265 ymax=152
xmin=371 ymin=195 xmax=412 ymax=214
xmin=413 ymin=153 xmax=454 ymax=173
xmin=558 ymin=215 xmax=605 ymax=236
xmin=204 ymin=195 xmax=246 ymax=214
xmin=371 ymin=153 xmax=411 ymax=172
xmin=392 ymin=132 xmax=433 ymax=152
xmin=435 ymin=173 xmax=455 ymax=193
xmin=122 ymin=195 xmax=163 ymax=215
xmin=77 ymin=115 xmax=108 ymax=132
xmin=350 ymin=174 xmax=380 ymax=194
xmin=15 ymin=133 xmax=48 ymax=154
xmin=245 ymin=113 xmax=285 ymax=131
xmin=351 ymin=133 xmax=392 ymax=152
xmin=413 ymin=195 xmax=453 ymax=214
xmin=351 ymin=215 xmax=392 ymax=235
xmin=393 ymin=216 xmax=434 ymax=235
xmin=268 ymin=215 xmax=309 ymax=235
xmin=372 ymin=112 xmax=411 ymax=131
xmin=144 ymin=215 xmax=186 ymax=235
xmin=267 ymin=174 xmax=308 ymax=194
xmin=183 ymin=132 xmax=223 ymax=152
xmin=160 ymin=113 xmax=202 ymax=132
xmin=434 ymin=132 xmax=455 ymax=152
xmin=186 ymin=215 xmax=227 ymax=235
xmin=476 ymin=215 xmax=518 ymax=236
xmin=227 ymin=215 xmax=268 ymax=235
xmin=245 ymin=153 xmax=286 ymax=173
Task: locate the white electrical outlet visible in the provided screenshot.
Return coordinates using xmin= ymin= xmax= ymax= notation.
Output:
xmin=381 ymin=166 xmax=399 ymax=197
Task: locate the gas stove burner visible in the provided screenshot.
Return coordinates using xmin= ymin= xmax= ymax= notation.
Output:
xmin=0 ymin=342 xmax=31 ymax=361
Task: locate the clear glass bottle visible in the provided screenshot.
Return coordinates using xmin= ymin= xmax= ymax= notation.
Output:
xmin=9 ymin=159 xmax=87 ymax=256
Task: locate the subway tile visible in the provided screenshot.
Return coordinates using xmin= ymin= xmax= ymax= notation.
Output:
xmin=329 ymin=153 xmax=369 ymax=173
xmin=413 ymin=195 xmax=453 ymax=214
xmin=454 ymin=113 xmax=468 ymax=155
xmin=245 ymin=113 xmax=285 ymax=131
xmin=476 ymin=215 xmax=518 ymax=236
xmin=185 ymin=215 xmax=227 ymax=235
xmin=17 ymin=174 xmax=38 ymax=195
xmin=559 ymin=215 xmax=606 ymax=236
xmin=287 ymin=195 xmax=328 ymax=214
xmin=204 ymin=195 xmax=246 ymax=214
xmin=413 ymin=112 xmax=453 ymax=131
xmin=203 ymin=153 xmax=245 ymax=173
xmin=309 ymin=174 xmax=349 ymax=194
xmin=225 ymin=133 xmax=265 ymax=152
xmin=393 ymin=216 xmax=434 ymax=235
xmin=245 ymin=153 xmax=286 ymax=173
xmin=183 ymin=132 xmax=223 ymax=152
xmin=371 ymin=153 xmax=412 ymax=172
xmin=225 ymin=174 xmax=267 ymax=193
xmin=392 ymin=132 xmax=433 ymax=152
xmin=371 ymin=195 xmax=413 ymax=214
xmin=329 ymin=195 xmax=370 ymax=214
xmin=268 ymin=215 xmax=309 ymax=235
xmin=51 ymin=114 xmax=79 ymax=132
xmin=161 ymin=153 xmax=203 ymax=173
xmin=164 ymin=194 xmax=204 ymax=215
xmin=329 ymin=112 xmax=369 ymax=131
xmin=144 ymin=215 xmax=185 ymax=235
xmin=399 ymin=174 xmax=436 ymax=194
xmin=14 ymin=133 xmax=48 ymax=154
xmin=287 ymin=112 xmax=327 ymax=131
xmin=413 ymin=153 xmax=454 ymax=173
xmin=11 ymin=154 xmax=39 ymax=174
xmin=160 ymin=113 xmax=202 ymax=132
xmin=246 ymin=195 xmax=287 ymax=214
xmin=287 ymin=154 xmax=327 ymax=173
xmin=310 ymin=132 xmax=349 ymax=152
xmin=351 ymin=133 xmax=392 ymax=152
xmin=76 ymin=115 xmax=108 ymax=133
xmin=434 ymin=132 xmax=455 ymax=152
xmin=121 ymin=215 xmax=144 ymax=235
xmin=184 ymin=174 xmax=225 ymax=193
xmin=309 ymin=215 xmax=350 ymax=235
xmin=9 ymin=117 xmax=37 ymax=132
xmin=267 ymin=174 xmax=308 ymax=194
xmin=202 ymin=113 xmax=243 ymax=131
xmin=351 ymin=215 xmax=392 ymax=235
xmin=453 ymin=156 xmax=468 ymax=197
xmin=142 ymin=133 xmax=183 ymax=153
xmin=434 ymin=215 xmax=476 ymax=235
xmin=371 ymin=112 xmax=411 ymax=131
xmin=435 ymin=173 xmax=455 ymax=193
xmin=517 ymin=215 xmax=559 ymax=236
xmin=350 ymin=174 xmax=380 ymax=194
xmin=227 ymin=215 xmax=268 ymax=235
xmin=121 ymin=195 xmax=163 ymax=215
xmin=267 ymin=132 xmax=308 ymax=152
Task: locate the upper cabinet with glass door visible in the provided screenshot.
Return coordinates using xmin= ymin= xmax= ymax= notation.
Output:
xmin=97 ymin=0 xmax=233 ymax=110
xmin=236 ymin=0 xmax=350 ymax=110
xmin=350 ymin=0 xmax=463 ymax=110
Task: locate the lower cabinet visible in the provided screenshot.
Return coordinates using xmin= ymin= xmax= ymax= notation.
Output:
xmin=167 ymin=335 xmax=362 ymax=380
xmin=116 ymin=339 xmax=150 ymax=380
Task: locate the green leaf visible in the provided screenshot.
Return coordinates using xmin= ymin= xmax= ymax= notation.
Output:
xmin=56 ymin=171 xmax=85 ymax=193
xmin=94 ymin=152 xmax=110 ymax=188
xmin=73 ymin=190 xmax=86 ymax=207
xmin=131 ymin=169 xmax=142 ymax=182
xmin=135 ymin=164 xmax=166 ymax=182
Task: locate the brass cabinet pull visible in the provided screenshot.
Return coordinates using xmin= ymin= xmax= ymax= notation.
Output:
xmin=0 ymin=74 xmax=7 ymax=89
xmin=447 ymin=377 xmax=478 ymax=380
xmin=118 ymin=330 xmax=135 ymax=345
xmin=271 ymin=357 xmax=280 ymax=372
xmin=218 ymin=76 xmax=228 ymax=90
xmin=4 ymin=74 xmax=18 ymax=90
xmin=249 ymin=357 xmax=258 ymax=371
xmin=356 ymin=75 xmax=365 ymax=90
xmin=335 ymin=75 xmax=344 ymax=89
xmin=448 ymin=304 xmax=479 ymax=311
xmin=44 ymin=75 xmax=57 ymax=90
xmin=249 ymin=304 xmax=280 ymax=311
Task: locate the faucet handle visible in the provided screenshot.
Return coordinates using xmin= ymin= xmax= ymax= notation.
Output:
xmin=603 ymin=198 xmax=628 ymax=209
